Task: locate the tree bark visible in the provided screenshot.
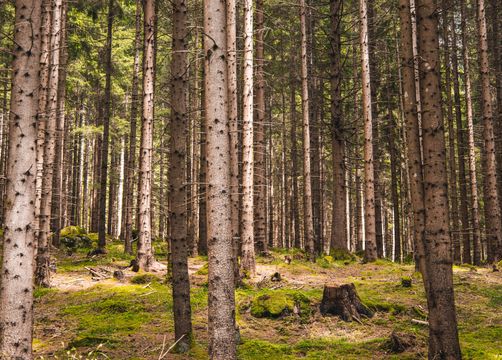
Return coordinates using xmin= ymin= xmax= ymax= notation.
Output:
xmin=254 ymin=0 xmax=267 ymax=254
xmin=203 ymin=0 xmax=237 ymax=356
xmin=36 ymin=0 xmax=63 ymax=287
xmin=0 ymin=1 xmax=41 ymax=356
xmin=477 ymin=0 xmax=502 ymax=262
xmin=290 ymin=52 xmax=301 ymax=249
xmin=241 ymin=0 xmax=256 ymax=277
xmin=170 ymin=0 xmax=192 ymax=350
xmin=329 ymin=0 xmax=347 ymax=252
xmin=416 ymin=0 xmax=461 ymax=356
xmin=359 ymin=0 xmax=377 ymax=262
xmin=136 ymin=0 xmax=156 ymax=270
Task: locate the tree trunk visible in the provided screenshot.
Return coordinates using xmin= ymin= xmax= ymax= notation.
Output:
xmin=136 ymin=0 xmax=156 ymax=270
xmin=0 ymin=1 xmax=41 ymax=356
xmin=359 ymin=0 xmax=377 ymax=262
xmin=37 ymin=0 xmax=64 ymax=287
xmin=477 ymin=0 xmax=502 ymax=262
xmin=241 ymin=0 xmax=256 ymax=277
xmin=299 ymin=0 xmax=315 ymax=261
xmin=329 ymin=0 xmax=347 ymax=252
xmin=169 ymin=0 xmax=192 ymax=349
xmin=459 ymin=0 xmax=481 ymax=264
xmin=254 ymin=0 xmax=267 ymax=254
xmin=290 ymin=52 xmax=301 ymax=249
xmin=203 ymin=0 xmax=237 ymax=356
xmin=123 ymin=0 xmax=142 ymax=254
xmin=416 ymin=0 xmax=461 ymax=356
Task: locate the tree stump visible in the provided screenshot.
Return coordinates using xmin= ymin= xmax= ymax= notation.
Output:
xmin=320 ymin=283 xmax=373 ymax=322
xmin=387 ymin=331 xmax=417 ymax=353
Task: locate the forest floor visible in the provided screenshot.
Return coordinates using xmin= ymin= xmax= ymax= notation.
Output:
xmin=32 ymin=236 xmax=502 ymax=360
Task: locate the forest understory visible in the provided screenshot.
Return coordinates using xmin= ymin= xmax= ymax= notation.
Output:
xmin=30 ymin=232 xmax=502 ymax=360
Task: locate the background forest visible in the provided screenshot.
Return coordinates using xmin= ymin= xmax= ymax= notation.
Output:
xmin=0 ymin=0 xmax=501 ymax=358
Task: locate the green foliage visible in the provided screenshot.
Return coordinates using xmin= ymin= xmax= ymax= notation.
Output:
xmin=330 ymin=249 xmax=357 ymax=262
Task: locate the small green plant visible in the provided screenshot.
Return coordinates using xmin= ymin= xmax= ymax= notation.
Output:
xmin=130 ymin=273 xmax=160 ymax=284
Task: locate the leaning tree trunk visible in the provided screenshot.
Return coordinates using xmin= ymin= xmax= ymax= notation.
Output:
xmin=477 ymin=0 xmax=502 ymax=262
xmin=37 ymin=0 xmax=63 ymax=287
xmin=241 ymin=0 xmax=256 ymax=278
xmin=329 ymin=0 xmax=347 ymax=252
xmin=136 ymin=0 xmax=156 ymax=270
xmin=359 ymin=0 xmax=377 ymax=262
xmin=203 ymin=0 xmax=237 ymax=357
xmin=300 ymin=0 xmax=316 ymax=261
xmin=170 ymin=0 xmax=192 ymax=350
xmin=0 ymin=1 xmax=41 ymax=357
xmin=416 ymin=0 xmax=462 ymax=356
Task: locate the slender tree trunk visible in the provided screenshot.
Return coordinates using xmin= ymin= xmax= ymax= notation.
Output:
xmin=241 ymin=0 xmax=256 ymax=277
xmin=35 ymin=0 xmax=52 ymax=232
xmin=170 ymin=0 xmax=192 ymax=349
xmin=254 ymin=0 xmax=267 ymax=254
xmin=329 ymin=0 xmax=347 ymax=252
xmin=0 ymin=1 xmax=41 ymax=356
xmin=97 ymin=0 xmax=114 ymax=250
xmin=226 ymin=0 xmax=240 ymax=282
xmin=37 ymin=0 xmax=63 ymax=287
xmin=477 ymin=0 xmax=502 ymax=262
xmin=416 ymin=0 xmax=461 ymax=356
xmin=203 ymin=0 xmax=237 ymax=356
xmin=359 ymin=0 xmax=377 ymax=262
xmin=136 ymin=0 xmax=156 ymax=270
xmin=290 ymin=52 xmax=301 ymax=249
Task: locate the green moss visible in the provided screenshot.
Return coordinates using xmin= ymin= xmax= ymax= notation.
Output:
xmin=363 ymin=299 xmax=406 ymax=314
xmin=60 ymin=226 xmax=93 ymax=250
xmin=130 ymin=273 xmax=161 ymax=284
xmin=34 ymin=287 xmax=57 ymax=299
xmin=330 ymin=249 xmax=356 ymax=262
xmin=196 ymin=263 xmax=209 ymax=275
xmin=460 ymin=325 xmax=502 ymax=359
xmin=250 ymin=290 xmax=311 ymax=318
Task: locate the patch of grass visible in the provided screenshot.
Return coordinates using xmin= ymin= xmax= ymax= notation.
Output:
xmin=196 ymin=263 xmax=209 ymax=275
xmin=460 ymin=325 xmax=502 ymax=359
xmin=34 ymin=287 xmax=57 ymax=299
xmin=248 ymin=290 xmax=312 ymax=319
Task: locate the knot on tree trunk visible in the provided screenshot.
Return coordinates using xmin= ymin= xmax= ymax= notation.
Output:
xmin=320 ymin=283 xmax=373 ymax=322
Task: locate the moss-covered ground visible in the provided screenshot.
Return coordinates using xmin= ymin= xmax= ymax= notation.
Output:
xmin=32 ymin=238 xmax=502 ymax=359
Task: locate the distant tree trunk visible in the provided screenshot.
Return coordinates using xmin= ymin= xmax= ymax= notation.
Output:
xmin=441 ymin=5 xmax=461 ymax=263
xmin=136 ymin=0 xmax=156 ymax=270
xmin=123 ymin=0 xmax=141 ymax=254
xmin=170 ymin=0 xmax=192 ymax=350
xmin=254 ymin=0 xmax=267 ymax=254
xmin=329 ymin=0 xmax=347 ymax=252
xmin=299 ymin=0 xmax=316 ymax=261
xmin=52 ymin=0 xmax=68 ymax=247
xmin=477 ymin=0 xmax=502 ymax=262
xmin=203 ymin=0 xmax=237 ymax=356
xmin=416 ymin=0 xmax=461 ymax=356
xmin=359 ymin=0 xmax=377 ymax=262
xmin=37 ymin=0 xmax=63 ymax=287
xmin=35 ymin=0 xmax=52 ymax=232
xmin=226 ymin=0 xmax=240 ymax=282
xmin=450 ymin=4 xmax=471 ymax=264
xmin=290 ymin=53 xmax=301 ymax=249
xmin=241 ymin=0 xmax=256 ymax=277
xmin=0 ymin=1 xmax=41 ymax=356
xmin=198 ymin=102 xmax=208 ymax=255
xmin=97 ymin=0 xmax=114 ymax=250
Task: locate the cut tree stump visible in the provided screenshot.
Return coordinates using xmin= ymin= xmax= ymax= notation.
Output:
xmin=320 ymin=283 xmax=374 ymax=322
xmin=387 ymin=330 xmax=417 ymax=353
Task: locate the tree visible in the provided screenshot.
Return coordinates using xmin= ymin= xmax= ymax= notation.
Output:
xmin=170 ymin=0 xmax=192 ymax=351
xmin=416 ymin=0 xmax=461 ymax=356
xmin=0 ymin=0 xmax=42 ymax=357
xmin=203 ymin=0 xmax=237 ymax=357
xmin=136 ymin=0 xmax=156 ymax=270
xmin=329 ymin=0 xmax=347 ymax=252
xmin=477 ymin=0 xmax=502 ymax=262
xmin=241 ymin=0 xmax=256 ymax=277
xmin=254 ymin=0 xmax=267 ymax=254
xmin=359 ymin=0 xmax=377 ymax=262
xmin=36 ymin=0 xmax=64 ymax=287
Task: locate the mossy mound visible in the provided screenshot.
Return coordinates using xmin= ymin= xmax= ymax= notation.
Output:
xmin=250 ymin=291 xmax=311 ymax=318
xmin=60 ymin=226 xmax=92 ymax=250
xmin=330 ymin=249 xmax=356 ymax=262
xmin=130 ymin=273 xmax=161 ymax=284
